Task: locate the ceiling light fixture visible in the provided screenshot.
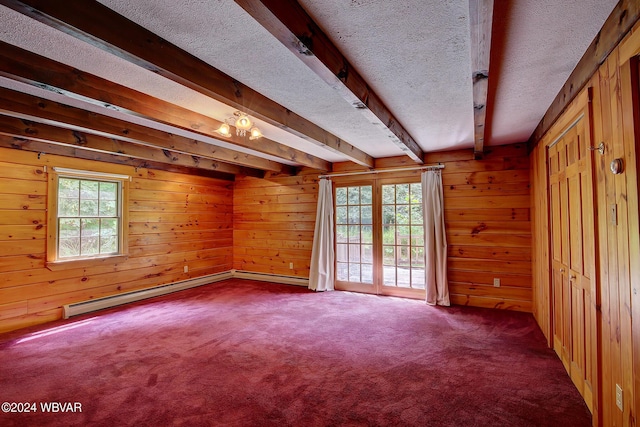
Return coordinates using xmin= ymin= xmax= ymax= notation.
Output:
xmin=248 ymin=126 xmax=262 ymax=141
xmin=234 ymin=111 xmax=252 ymax=135
xmin=215 ymin=111 xmax=262 ymax=140
xmin=216 ymin=122 xmax=232 ymax=138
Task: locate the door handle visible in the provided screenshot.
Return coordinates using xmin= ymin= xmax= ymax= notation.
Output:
xmin=569 ymin=274 xmax=576 ymax=280
xmin=559 ymin=268 xmax=565 ymax=272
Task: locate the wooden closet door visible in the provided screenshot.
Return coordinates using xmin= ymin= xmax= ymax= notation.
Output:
xmin=549 ymin=128 xmax=572 ymax=373
xmin=547 ymin=109 xmax=597 ymax=413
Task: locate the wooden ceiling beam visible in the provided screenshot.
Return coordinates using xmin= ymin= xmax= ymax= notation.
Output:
xmin=529 ymin=0 xmax=640 ymax=146
xmin=0 ymin=0 xmax=373 ymax=168
xmin=0 ymin=87 xmax=286 ymax=173
xmin=235 ymin=0 xmax=424 ymax=164
xmin=468 ymin=0 xmax=494 ymax=160
xmin=0 ymin=114 xmax=264 ymax=177
xmin=0 ymin=41 xmax=331 ymax=172
xmin=0 ymin=135 xmax=236 ymax=180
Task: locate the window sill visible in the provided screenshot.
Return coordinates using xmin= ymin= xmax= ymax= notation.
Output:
xmin=46 ymin=255 xmax=128 ymax=271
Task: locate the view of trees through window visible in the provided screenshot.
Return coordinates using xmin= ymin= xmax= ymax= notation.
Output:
xmin=381 ymin=183 xmax=425 ymax=289
xmin=57 ymin=177 xmax=119 ymax=258
xmin=335 ymin=185 xmax=373 ymax=284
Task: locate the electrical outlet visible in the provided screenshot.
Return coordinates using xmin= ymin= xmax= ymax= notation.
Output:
xmin=183 ymin=265 xmax=189 ymax=273
xmin=289 ymin=262 xmax=294 ymax=269
xmin=615 ymin=384 xmax=623 ymax=411
xmin=493 ymin=278 xmax=500 ymax=287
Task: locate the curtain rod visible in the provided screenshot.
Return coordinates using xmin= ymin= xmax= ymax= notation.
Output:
xmin=318 ymin=163 xmax=444 ymax=179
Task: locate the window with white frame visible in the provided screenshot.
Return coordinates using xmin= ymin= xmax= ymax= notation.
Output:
xmin=48 ymin=168 xmax=129 ymax=263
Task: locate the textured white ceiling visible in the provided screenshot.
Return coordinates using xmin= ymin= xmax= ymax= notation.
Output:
xmin=0 ymin=0 xmax=620 ymax=165
xmin=488 ymin=0 xmax=617 ymax=145
xmin=298 ymin=0 xmax=474 ymax=152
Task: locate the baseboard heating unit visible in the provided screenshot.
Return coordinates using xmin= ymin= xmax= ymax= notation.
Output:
xmin=62 ymin=271 xmax=233 ymax=319
xmin=232 ymin=270 xmax=309 ymax=287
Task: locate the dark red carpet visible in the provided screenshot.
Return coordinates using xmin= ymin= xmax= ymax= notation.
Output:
xmin=0 ymin=279 xmax=591 ymax=426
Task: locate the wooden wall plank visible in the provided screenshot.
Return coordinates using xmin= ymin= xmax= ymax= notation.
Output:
xmin=128 ymin=221 xmax=231 ymax=235
xmin=448 ymin=258 xmax=531 ymax=275
xmin=129 ymin=189 xmax=231 ymax=204
xmin=130 ymin=200 xmax=233 ymax=214
xmin=448 ymin=245 xmax=531 ymax=261
xmin=449 ymin=294 xmax=531 ymax=312
xmin=443 ymin=170 xmax=530 ymax=186
xmin=0 ymin=239 xmax=44 ymax=257
xmin=0 ymin=224 xmax=46 ymax=240
xmin=444 ymin=208 xmax=530 ymax=222
xmin=447 ymin=233 xmax=531 ymax=248
xmin=449 ymin=283 xmax=531 ymax=301
xmin=0 ymin=254 xmax=45 ymax=273
xmin=443 ymin=195 xmax=530 ymax=209
xmin=0 ymin=308 xmax=61 ymax=334
xmin=448 ymin=270 xmax=531 ymax=288
xmin=233 ymin=203 xmax=318 ymax=214
xmin=128 ymin=212 xmax=231 ymax=224
xmin=0 ymin=161 xmax=46 ymax=180
xmin=443 ymin=183 xmax=530 ymax=198
xmin=0 ymin=193 xmax=46 ymax=210
xmin=0 ymin=210 xmax=46 ymax=225
xmin=129 ymin=230 xmax=233 ymax=247
xmin=445 ymin=221 xmax=531 ymax=234
xmin=0 ymin=301 xmax=28 ymax=320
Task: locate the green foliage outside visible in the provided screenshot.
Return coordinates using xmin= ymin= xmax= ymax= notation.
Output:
xmin=335 ymin=183 xmax=426 ymax=274
xmin=57 ymin=178 xmax=119 ymax=258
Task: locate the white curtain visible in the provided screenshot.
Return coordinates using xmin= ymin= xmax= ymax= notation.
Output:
xmin=309 ymin=178 xmax=335 ymax=291
xmin=421 ymin=170 xmax=450 ymax=306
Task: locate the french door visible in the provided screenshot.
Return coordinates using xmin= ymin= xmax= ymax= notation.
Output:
xmin=335 ymin=178 xmax=426 ymax=299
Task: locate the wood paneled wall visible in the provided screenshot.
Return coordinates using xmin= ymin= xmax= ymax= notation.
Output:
xmin=0 ymin=148 xmax=233 ymax=333
xmin=439 ymin=144 xmax=531 ymax=311
xmin=531 ymin=20 xmax=640 ymax=426
xmin=233 ymin=171 xmax=318 ymax=278
xmin=530 ymin=141 xmax=550 ymax=340
xmin=234 ymin=143 xmax=531 ymax=312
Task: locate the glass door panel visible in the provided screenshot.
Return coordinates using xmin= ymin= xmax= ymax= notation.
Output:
xmin=381 ymin=183 xmax=425 ymax=291
xmin=335 ymin=185 xmax=373 ymax=287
